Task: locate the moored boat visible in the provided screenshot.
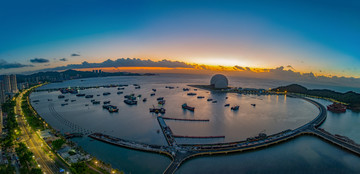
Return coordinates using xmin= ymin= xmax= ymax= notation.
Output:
xmin=182 ymin=103 xmax=195 ymax=111
xmin=124 ymin=99 xmax=137 ymax=105
xmin=103 ymin=92 xmax=111 ymax=96
xmin=231 ymin=105 xmax=239 ymax=110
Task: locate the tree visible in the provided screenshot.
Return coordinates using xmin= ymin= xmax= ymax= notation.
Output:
xmin=71 ymin=162 xmax=90 ymax=174
xmin=52 ymin=139 xmax=66 ymax=150
xmin=0 ymin=164 xmax=15 ymax=174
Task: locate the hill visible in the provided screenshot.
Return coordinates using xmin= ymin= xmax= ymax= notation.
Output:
xmin=272 ymin=84 xmax=360 ymax=110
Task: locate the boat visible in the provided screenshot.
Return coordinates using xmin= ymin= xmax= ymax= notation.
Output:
xmin=150 ymin=93 xmax=156 ymax=96
xmin=117 ymin=91 xmax=123 ymax=95
xmin=251 ymin=104 xmax=256 ymax=107
xmin=187 ymin=92 xmax=197 ymax=96
xmin=97 ymin=94 xmax=100 ymax=96
xmin=76 ymin=94 xmax=85 ymax=97
xmin=158 ymin=100 xmax=166 ymax=105
xmin=103 ymin=105 xmax=111 ymax=109
xmin=149 ymin=107 xmax=166 ymax=114
xmin=224 ymin=104 xmax=230 ymax=107
xmin=85 ymin=104 xmax=89 ymax=106
xmin=197 ymin=96 xmax=205 ymax=99
xmin=135 ymin=86 xmax=141 ymax=89
xmin=194 ymin=89 xmax=198 ymax=91
xmin=103 ymin=92 xmax=111 ymax=96
xmin=212 ymin=100 xmax=217 ymax=103
xmin=152 ymin=89 xmax=157 ymax=92
xmin=183 ymin=88 xmax=190 ymax=91
xmin=157 ymin=97 xmax=164 ymax=101
xmin=103 ymin=105 xmax=119 ymax=112
xmin=327 ymin=102 xmax=346 ymax=113
xmin=182 ymin=103 xmax=195 ymax=111
xmin=143 ymin=98 xmax=147 ymax=102
xmin=92 ymin=101 xmax=100 ymax=104
xmin=231 ymin=106 xmax=239 ymax=110
xmin=91 ymin=99 xmax=95 ymax=102
xmin=117 ymin=87 xmax=125 ymax=90
xmin=71 ymin=100 xmax=76 ymax=102
xmin=85 ymin=95 xmax=93 ymax=98
xmin=124 ymin=94 xmax=136 ymax=100
xmin=137 ymin=94 xmax=142 ymax=98
xmin=108 ymin=107 xmax=119 ymax=113
xmin=103 ymin=101 xmax=111 ymax=104
xmin=124 ymin=99 xmax=137 ymax=105
xmin=58 ymin=95 xmax=65 ymax=99
xmin=207 ymin=98 xmax=213 ymax=101
xmin=48 ymin=99 xmax=52 ymax=101
xmin=225 ymin=97 xmax=228 ymax=99
xmin=64 ymin=99 xmax=69 ymax=102
xmin=33 ymin=100 xmax=40 ymax=102
xmin=61 ymin=103 xmax=68 ymax=106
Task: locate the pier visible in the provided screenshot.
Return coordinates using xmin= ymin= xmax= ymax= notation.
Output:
xmin=173 ymin=135 xmax=225 ymax=139
xmin=161 ymin=117 xmax=210 ymax=122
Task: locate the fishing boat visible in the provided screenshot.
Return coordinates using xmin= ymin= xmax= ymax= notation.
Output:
xmin=182 ymin=103 xmax=195 ymax=111
xmin=231 ymin=106 xmax=239 ymax=110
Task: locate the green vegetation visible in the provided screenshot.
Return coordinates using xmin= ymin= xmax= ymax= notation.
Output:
xmin=16 ymin=143 xmax=35 ymax=169
xmin=71 ymin=162 xmax=98 ymax=174
xmin=52 ymin=139 xmax=66 ymax=151
xmin=1 ymin=100 xmax=20 ymax=148
xmin=21 ymin=90 xmax=44 ymax=130
xmin=272 ymin=84 xmax=360 ymax=110
xmin=0 ymin=164 xmax=15 ymax=174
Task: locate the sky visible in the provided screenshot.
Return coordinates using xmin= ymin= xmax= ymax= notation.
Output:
xmin=0 ymin=0 xmax=360 ymax=79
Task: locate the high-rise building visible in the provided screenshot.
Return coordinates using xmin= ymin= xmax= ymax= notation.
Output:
xmin=10 ymin=74 xmax=18 ymax=93
xmin=1 ymin=75 xmax=18 ymax=94
xmin=2 ymin=75 xmax=11 ymax=94
xmin=0 ymin=80 xmax=5 ymax=104
xmin=0 ymin=107 xmax=3 ymax=134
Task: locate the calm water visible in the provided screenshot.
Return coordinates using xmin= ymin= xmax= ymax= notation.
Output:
xmin=30 ymin=74 xmax=360 ymax=173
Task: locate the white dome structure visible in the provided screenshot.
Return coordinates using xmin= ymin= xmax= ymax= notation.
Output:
xmin=210 ymin=74 xmax=228 ymax=89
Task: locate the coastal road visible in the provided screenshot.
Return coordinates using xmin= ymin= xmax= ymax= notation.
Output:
xmin=15 ymin=87 xmax=69 ymax=174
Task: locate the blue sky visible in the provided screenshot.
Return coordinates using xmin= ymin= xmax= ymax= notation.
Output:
xmin=0 ymin=0 xmax=359 ymax=77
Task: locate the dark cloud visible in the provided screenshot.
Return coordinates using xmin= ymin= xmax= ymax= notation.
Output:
xmin=286 ymin=65 xmax=295 ymax=70
xmin=71 ymin=53 xmax=80 ymax=56
xmin=0 ymin=59 xmax=33 ymax=69
xmin=234 ymin=65 xmax=245 ymax=70
xmin=59 ymin=58 xmax=68 ymax=61
xmin=45 ymin=58 xmax=193 ymax=71
xmin=30 ymin=58 xmax=49 ymax=63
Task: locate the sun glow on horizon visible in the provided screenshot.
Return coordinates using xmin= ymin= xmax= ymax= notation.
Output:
xmin=188 ymin=58 xmax=250 ymax=67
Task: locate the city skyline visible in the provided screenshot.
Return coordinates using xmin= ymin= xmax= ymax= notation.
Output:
xmin=1 ymin=0 xmax=360 ymax=79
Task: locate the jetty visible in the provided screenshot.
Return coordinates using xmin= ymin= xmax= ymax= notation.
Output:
xmin=161 ymin=117 xmax=209 ymax=122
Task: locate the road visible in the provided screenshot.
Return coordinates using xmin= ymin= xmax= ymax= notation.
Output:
xmin=15 ymin=86 xmax=69 ymax=174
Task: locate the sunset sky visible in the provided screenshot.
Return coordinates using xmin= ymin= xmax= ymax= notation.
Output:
xmin=0 ymin=0 xmax=359 ymax=78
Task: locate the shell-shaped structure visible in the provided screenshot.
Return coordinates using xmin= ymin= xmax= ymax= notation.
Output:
xmin=210 ymin=74 xmax=228 ymax=89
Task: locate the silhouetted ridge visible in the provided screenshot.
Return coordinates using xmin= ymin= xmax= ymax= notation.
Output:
xmin=272 ymin=84 xmax=360 ymax=110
